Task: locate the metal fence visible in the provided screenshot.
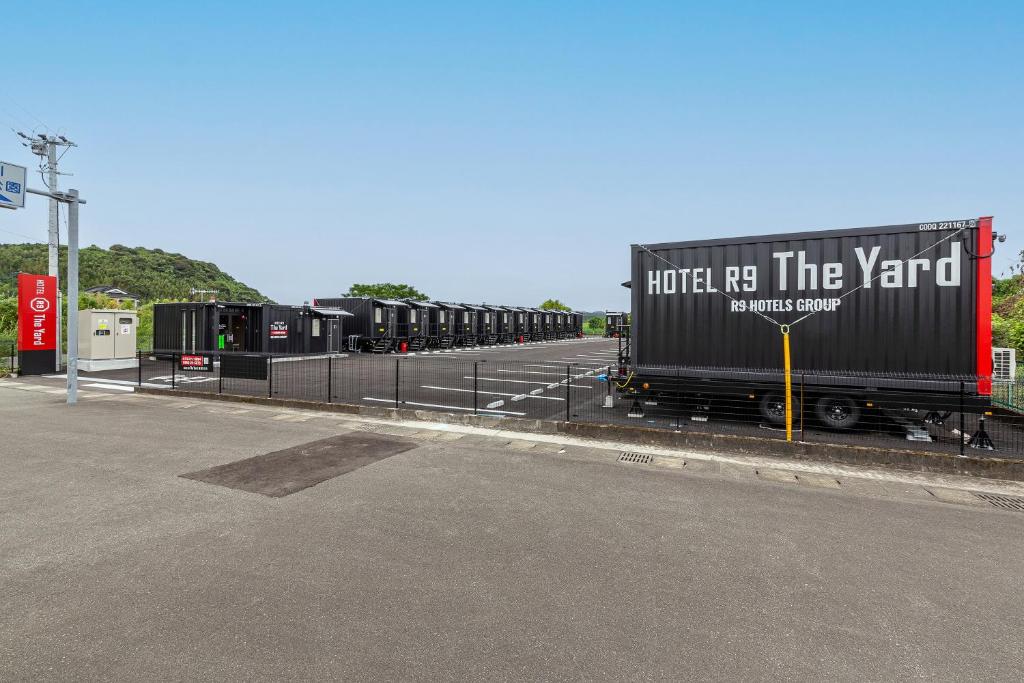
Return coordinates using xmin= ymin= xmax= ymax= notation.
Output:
xmin=130 ymin=350 xmax=1024 ymax=460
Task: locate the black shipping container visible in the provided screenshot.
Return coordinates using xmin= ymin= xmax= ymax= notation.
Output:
xmin=429 ymin=302 xmax=463 ymax=348
xmin=630 ymin=217 xmax=994 ymax=401
xmin=507 ymin=307 xmax=529 ymax=342
xmin=315 ymin=297 xmax=408 ymax=352
xmin=460 ymin=304 xmax=489 ymax=344
xmin=153 ymin=302 xmax=350 ymax=356
xmin=605 ymin=311 xmax=626 ymax=337
xmin=485 ymin=305 xmax=513 ymax=343
xmin=403 ymin=300 xmax=438 ymax=350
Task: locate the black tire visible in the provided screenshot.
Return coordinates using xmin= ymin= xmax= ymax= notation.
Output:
xmin=815 ymin=395 xmax=861 ymax=430
xmin=759 ymin=393 xmax=800 ymax=426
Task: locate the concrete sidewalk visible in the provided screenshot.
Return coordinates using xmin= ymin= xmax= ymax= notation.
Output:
xmin=1 ymin=385 xmax=1022 ymax=680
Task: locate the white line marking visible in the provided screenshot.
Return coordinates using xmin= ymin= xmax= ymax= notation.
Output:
xmin=464 ymin=376 xmax=592 ymax=389
xmin=361 ymin=397 xmax=525 ymax=416
xmin=421 ymin=385 xmax=563 ymax=401
xmin=83 ymin=383 xmax=135 ymax=392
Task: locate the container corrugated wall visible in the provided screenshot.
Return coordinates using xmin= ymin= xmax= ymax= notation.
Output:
xmin=631 ymin=220 xmax=982 ymax=382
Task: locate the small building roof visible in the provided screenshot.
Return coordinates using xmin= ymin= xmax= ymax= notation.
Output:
xmin=85 ymin=284 xmax=140 ymax=299
xmin=311 ymin=307 xmax=354 ymax=317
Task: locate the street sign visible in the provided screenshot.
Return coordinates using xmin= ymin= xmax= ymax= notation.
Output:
xmin=0 ymin=161 xmax=27 ymax=209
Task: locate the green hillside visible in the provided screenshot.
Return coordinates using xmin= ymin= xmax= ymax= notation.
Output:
xmin=0 ymin=243 xmax=271 ymax=302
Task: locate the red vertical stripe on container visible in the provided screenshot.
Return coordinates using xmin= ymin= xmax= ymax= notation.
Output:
xmin=976 ymin=216 xmax=993 ymax=396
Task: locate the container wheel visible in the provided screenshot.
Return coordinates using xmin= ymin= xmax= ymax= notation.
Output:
xmin=759 ymin=393 xmax=800 ymax=426
xmin=815 ymin=395 xmax=860 ymax=430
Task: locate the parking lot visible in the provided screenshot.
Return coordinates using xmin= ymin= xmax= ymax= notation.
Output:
xmin=43 ymin=336 xmax=1024 ymax=460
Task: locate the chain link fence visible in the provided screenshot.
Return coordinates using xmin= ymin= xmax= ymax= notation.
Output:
xmin=118 ymin=349 xmax=1024 ymax=461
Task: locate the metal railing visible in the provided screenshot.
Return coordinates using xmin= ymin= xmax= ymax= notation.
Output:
xmin=129 ymin=350 xmax=1022 ymax=460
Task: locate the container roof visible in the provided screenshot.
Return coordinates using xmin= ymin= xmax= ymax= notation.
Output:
xmin=311 ymin=307 xmax=354 ymax=317
xmin=405 ymin=300 xmax=439 ymax=308
xmin=375 ymin=299 xmax=410 ymax=307
xmin=432 ymin=301 xmax=465 ymax=310
xmin=459 ymin=303 xmax=487 ymax=311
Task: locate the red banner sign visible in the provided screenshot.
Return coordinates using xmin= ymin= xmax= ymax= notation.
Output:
xmin=17 ymin=273 xmax=58 ymax=351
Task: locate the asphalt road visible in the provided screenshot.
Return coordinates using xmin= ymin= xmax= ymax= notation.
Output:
xmin=2 ymin=384 xmax=1023 ymax=680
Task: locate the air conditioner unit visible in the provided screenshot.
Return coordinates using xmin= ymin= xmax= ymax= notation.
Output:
xmin=993 ymin=347 xmax=1016 ymax=382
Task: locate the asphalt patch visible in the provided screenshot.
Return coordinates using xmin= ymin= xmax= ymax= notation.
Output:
xmin=180 ymin=432 xmax=417 ymax=497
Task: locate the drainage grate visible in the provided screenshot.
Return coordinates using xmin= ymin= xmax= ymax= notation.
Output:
xmin=619 ymin=452 xmax=653 ymax=465
xmin=974 ymin=493 xmax=1024 ymax=512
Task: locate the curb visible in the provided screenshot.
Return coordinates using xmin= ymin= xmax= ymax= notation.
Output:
xmin=135 ymin=387 xmax=1024 ymax=482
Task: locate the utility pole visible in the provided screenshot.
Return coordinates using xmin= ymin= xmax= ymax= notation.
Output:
xmin=18 ymin=132 xmax=76 ymax=371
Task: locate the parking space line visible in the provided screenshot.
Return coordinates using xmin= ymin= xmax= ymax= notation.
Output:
xmin=466 ymin=376 xmax=593 ymax=389
xmin=361 ymin=397 xmax=526 ymax=416
xmin=420 ymin=385 xmax=564 ymax=401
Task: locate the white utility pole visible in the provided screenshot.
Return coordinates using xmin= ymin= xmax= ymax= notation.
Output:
xmin=19 ymin=132 xmax=76 ymax=371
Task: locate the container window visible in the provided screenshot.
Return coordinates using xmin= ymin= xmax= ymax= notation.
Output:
xmin=463 ymin=312 xmax=469 ymax=323
xmin=409 ymin=310 xmax=417 ymax=323
xmin=312 ymin=319 xmax=321 ymax=336
xmin=503 ymin=313 xmax=508 ymax=324
xmin=439 ymin=310 xmax=446 ymax=323
xmin=484 ymin=312 xmax=490 ymax=324
xmin=374 ymin=307 xmax=382 ymax=324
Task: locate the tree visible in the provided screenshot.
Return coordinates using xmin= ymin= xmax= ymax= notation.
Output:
xmin=583 ymin=316 xmax=605 ymax=335
xmin=539 ymin=298 xmax=571 ymax=311
xmin=345 ymin=283 xmax=428 ymax=300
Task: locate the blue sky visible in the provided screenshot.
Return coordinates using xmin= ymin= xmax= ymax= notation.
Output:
xmin=1 ymin=1 xmax=1021 ymax=309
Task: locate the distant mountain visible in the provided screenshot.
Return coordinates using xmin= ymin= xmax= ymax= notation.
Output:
xmin=0 ymin=243 xmax=272 ymax=303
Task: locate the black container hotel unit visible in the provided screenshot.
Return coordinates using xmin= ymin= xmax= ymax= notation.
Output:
xmin=314 ymin=297 xmax=409 ymax=352
xmin=429 ymin=301 xmax=463 ymax=348
xmin=153 ymin=302 xmax=351 ymax=356
xmin=507 ymin=307 xmax=529 ymax=343
xmin=571 ymin=312 xmax=584 ymax=337
xmin=529 ymin=308 xmax=545 ymax=341
xmin=484 ymin=305 xmax=513 ymax=344
xmin=459 ymin=304 xmax=488 ymax=345
xmin=402 ymin=300 xmax=439 ymax=350
xmin=626 ymin=217 xmax=996 ymax=428
xmin=605 ymin=311 xmax=626 ymax=337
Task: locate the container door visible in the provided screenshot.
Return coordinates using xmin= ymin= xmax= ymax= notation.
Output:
xmin=328 ymin=319 xmax=341 ymax=352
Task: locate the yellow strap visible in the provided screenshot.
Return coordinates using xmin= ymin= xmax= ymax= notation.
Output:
xmin=783 ymin=329 xmax=792 ymax=442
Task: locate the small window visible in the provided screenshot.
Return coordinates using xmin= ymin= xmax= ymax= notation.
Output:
xmin=518 ymin=313 xmax=523 ymax=323
xmin=312 ymin=319 xmax=321 ymax=336
xmin=374 ymin=307 xmax=382 ymax=324
xmin=118 ymin=317 xmax=133 ymax=325
xmin=464 ymin=312 xmax=469 ymax=323
xmin=503 ymin=313 xmax=508 ymax=324
xmin=409 ymin=310 xmax=417 ymax=323
xmin=484 ymin=312 xmax=490 ymax=324
xmin=439 ymin=310 xmax=446 ymax=323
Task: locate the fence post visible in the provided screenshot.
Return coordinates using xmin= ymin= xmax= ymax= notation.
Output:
xmin=959 ymin=381 xmax=965 ymax=457
xmin=268 ymin=355 xmax=273 ymax=398
xmin=473 ymin=361 xmax=479 ymax=415
xmin=10 ymin=343 xmax=14 ymax=375
xmin=800 ymin=373 xmax=805 ymax=441
xmin=137 ymin=350 xmax=142 ymax=387
xmin=327 ymin=356 xmax=332 ymax=403
xmin=218 ymin=353 xmax=223 ymax=394
xmin=171 ymin=353 xmax=176 ymax=389
xmin=394 ymin=357 xmax=400 ymax=408
xmin=565 ymin=364 xmax=572 ymax=422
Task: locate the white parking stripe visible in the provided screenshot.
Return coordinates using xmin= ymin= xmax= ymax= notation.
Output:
xmin=361 ymin=397 xmax=525 ymax=416
xmin=420 ymin=385 xmax=564 ymax=401
xmin=465 ymin=376 xmax=592 ymax=389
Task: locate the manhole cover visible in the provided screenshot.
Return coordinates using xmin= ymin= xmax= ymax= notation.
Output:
xmin=619 ymin=452 xmax=653 ymax=465
xmin=974 ymin=493 xmax=1024 ymax=512
xmin=180 ymin=432 xmax=416 ymax=497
